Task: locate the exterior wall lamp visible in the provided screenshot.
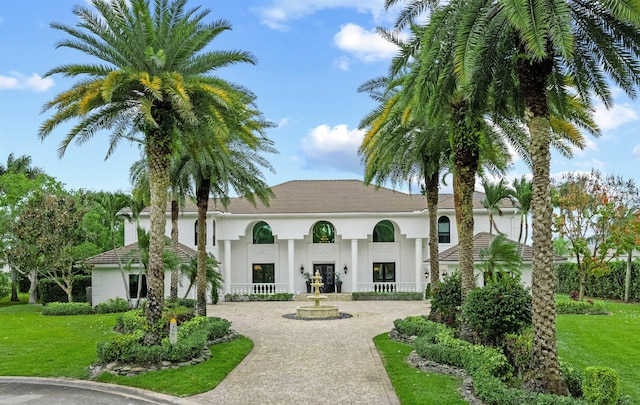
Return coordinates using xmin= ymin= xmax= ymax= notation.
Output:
xmin=343 ymin=264 xmax=348 ymax=274
xmin=300 ymin=264 xmax=304 ymax=275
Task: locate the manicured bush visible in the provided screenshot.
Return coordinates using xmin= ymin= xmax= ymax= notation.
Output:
xmin=556 ymin=299 xmax=608 ymax=315
xmin=414 ymin=333 xmax=513 ymax=380
xmin=42 ymin=302 xmax=95 ymax=315
xmin=40 ymin=275 xmax=92 ymax=304
xmin=560 ymin=359 xmax=584 ymax=399
xmin=463 ymin=281 xmax=532 ymax=345
xmin=162 ymin=305 xmax=194 ymax=326
xmin=165 ymin=298 xmax=196 ymax=308
xmin=95 ymin=298 xmax=131 ymax=314
xmin=351 ymin=291 xmax=423 ymax=301
xmin=428 ymin=271 xmax=462 ymax=329
xmin=224 ymin=293 xmax=294 ymax=302
xmin=583 ymin=367 xmax=619 ymax=405
xmin=117 ymin=309 xmax=146 ymax=333
xmin=393 ymin=316 xmax=454 ymax=342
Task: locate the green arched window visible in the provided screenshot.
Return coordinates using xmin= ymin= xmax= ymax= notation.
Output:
xmin=373 ymin=220 xmax=395 ymax=242
xmin=438 ymin=216 xmax=451 ymax=243
xmin=253 ymin=221 xmax=274 ymax=244
xmin=313 ymin=221 xmax=335 ymax=243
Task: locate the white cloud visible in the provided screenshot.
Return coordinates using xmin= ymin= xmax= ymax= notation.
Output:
xmin=0 ymin=72 xmax=54 ymax=92
xmin=334 ymin=23 xmax=400 ymax=62
xmin=256 ymin=0 xmax=390 ymax=30
xmin=300 ymin=124 xmax=364 ymax=173
xmin=334 ymin=56 xmax=350 ymax=71
xmin=632 ymin=145 xmax=640 ymax=159
xmin=593 ymin=100 xmax=639 ymax=130
xmin=277 ymin=117 xmax=289 ymax=128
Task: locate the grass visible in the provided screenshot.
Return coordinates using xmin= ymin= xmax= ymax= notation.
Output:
xmin=373 ymin=333 xmax=467 ymax=405
xmin=0 ymin=297 xmax=253 ymax=397
xmin=557 ymin=299 xmax=640 ymax=401
xmin=96 ymin=337 xmax=253 ymax=396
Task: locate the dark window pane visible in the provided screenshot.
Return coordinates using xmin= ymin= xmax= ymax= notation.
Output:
xmin=438 ymin=216 xmax=450 ymax=243
xmin=373 ymin=220 xmax=394 ymax=242
xmin=313 ymin=221 xmax=335 ymax=243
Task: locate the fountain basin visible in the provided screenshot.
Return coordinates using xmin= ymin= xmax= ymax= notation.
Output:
xmin=296 ymin=305 xmax=340 ymax=318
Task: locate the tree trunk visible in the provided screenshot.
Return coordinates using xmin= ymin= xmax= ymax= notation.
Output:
xmin=624 ymin=251 xmax=632 ymax=302
xmin=143 ymin=136 xmax=171 ymax=346
xmin=424 ymin=166 xmax=440 ymax=286
xmin=451 ymin=100 xmax=480 ymax=342
xmin=519 ymin=51 xmax=568 ymax=395
xmin=196 ymin=179 xmax=211 ymax=316
xmin=170 ymin=199 xmax=179 ymax=300
xmin=28 ymin=269 xmax=37 ymax=304
xmin=10 ymin=267 xmax=19 ymax=301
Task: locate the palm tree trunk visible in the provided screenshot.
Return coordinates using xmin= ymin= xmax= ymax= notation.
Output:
xmin=170 ymin=199 xmax=179 ymax=300
xmin=424 ymin=165 xmax=440 ymax=286
xmin=451 ymin=100 xmax=480 ymax=342
xmin=519 ymin=52 xmax=569 ymax=395
xmin=196 ymin=179 xmax=211 ymax=316
xmin=144 ymin=137 xmax=171 ymax=346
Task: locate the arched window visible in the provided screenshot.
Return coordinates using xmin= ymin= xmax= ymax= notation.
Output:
xmin=313 ymin=221 xmax=335 ymax=243
xmin=194 ymin=219 xmax=207 ymax=246
xmin=438 ymin=216 xmax=450 ymax=243
xmin=253 ymin=221 xmax=274 ymax=244
xmin=373 ymin=220 xmax=395 ymax=242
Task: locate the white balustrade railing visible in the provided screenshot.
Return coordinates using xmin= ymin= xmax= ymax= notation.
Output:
xmin=357 ymin=282 xmax=417 ymax=293
xmin=229 ymin=283 xmax=289 ymax=295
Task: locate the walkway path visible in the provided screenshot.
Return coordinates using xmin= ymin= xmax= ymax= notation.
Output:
xmin=189 ymin=300 xmax=429 ymax=405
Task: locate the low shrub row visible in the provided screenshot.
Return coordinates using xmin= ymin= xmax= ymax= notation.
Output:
xmin=40 ymin=275 xmax=92 ymax=305
xmin=351 ymin=291 xmax=423 ymax=301
xmin=42 ymin=302 xmax=95 ymax=315
xmin=97 ymin=315 xmax=231 ymax=364
xmin=556 ymin=299 xmax=608 ymax=315
xmin=223 ymin=293 xmax=294 ymax=302
xmin=393 ymin=316 xmax=454 ymax=342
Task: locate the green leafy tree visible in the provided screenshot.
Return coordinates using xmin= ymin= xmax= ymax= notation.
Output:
xmin=40 ymin=0 xmax=264 ymax=345
xmin=554 ymin=171 xmax=640 ymax=301
xmin=10 ymin=190 xmax=89 ymax=302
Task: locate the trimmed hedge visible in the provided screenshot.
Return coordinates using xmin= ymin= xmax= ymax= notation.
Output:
xmin=42 ymin=302 xmax=95 ymax=315
xmin=40 ymin=275 xmax=92 ymax=304
xmin=556 ymin=299 xmax=608 ymax=315
xmin=351 ymin=291 xmax=423 ymax=301
xmin=393 ymin=316 xmax=454 ymax=342
xmin=556 ymin=262 xmax=640 ymax=302
xmin=95 ymin=298 xmax=131 ymax=314
xmin=224 ymin=293 xmax=294 ymax=302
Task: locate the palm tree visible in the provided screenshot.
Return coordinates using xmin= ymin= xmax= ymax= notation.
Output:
xmin=511 ymin=176 xmax=533 ymax=254
xmin=447 ymin=0 xmax=640 ymax=393
xmin=92 ymin=191 xmax=134 ymax=306
xmin=39 ymin=0 xmax=263 ymax=345
xmin=481 ymin=178 xmax=512 ymax=236
xmin=176 ymin=128 xmax=275 ymax=316
xmin=478 ymin=233 xmax=523 ymax=285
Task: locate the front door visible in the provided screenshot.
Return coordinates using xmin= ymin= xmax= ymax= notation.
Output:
xmin=313 ymin=263 xmax=335 ymax=293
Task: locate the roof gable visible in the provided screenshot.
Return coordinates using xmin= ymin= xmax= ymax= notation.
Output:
xmin=85 ymin=242 xmax=196 ymax=265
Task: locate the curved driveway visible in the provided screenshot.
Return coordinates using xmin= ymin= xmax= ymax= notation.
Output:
xmin=189 ymin=300 xmax=429 ymax=405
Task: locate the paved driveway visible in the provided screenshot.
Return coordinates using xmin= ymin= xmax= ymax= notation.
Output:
xmin=189 ymin=300 xmax=429 ymax=405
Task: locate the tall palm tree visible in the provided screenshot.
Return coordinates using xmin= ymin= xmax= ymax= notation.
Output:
xmin=176 ymin=122 xmax=276 ymax=316
xmin=448 ymin=0 xmax=640 ymax=393
xmin=481 ymin=178 xmax=512 ymax=236
xmin=39 ymin=0 xmax=262 ymax=345
xmin=511 ymin=176 xmax=533 ymax=254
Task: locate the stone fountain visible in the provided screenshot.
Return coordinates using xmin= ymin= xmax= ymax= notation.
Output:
xmin=296 ymin=270 xmax=340 ymax=318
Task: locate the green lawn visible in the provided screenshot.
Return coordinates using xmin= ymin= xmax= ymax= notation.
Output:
xmin=0 ymin=298 xmax=252 ymax=397
xmin=557 ymin=299 xmax=640 ymax=401
xmin=373 ymin=334 xmax=467 ymax=405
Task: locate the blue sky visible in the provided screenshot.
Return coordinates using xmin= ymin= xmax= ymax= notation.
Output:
xmin=1 ymin=0 xmax=639 ymax=193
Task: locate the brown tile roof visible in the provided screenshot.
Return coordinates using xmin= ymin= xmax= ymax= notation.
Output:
xmin=85 ymin=242 xmax=197 ymax=266
xmin=160 ymin=180 xmax=512 ymax=214
xmin=433 ymin=232 xmax=566 ymax=263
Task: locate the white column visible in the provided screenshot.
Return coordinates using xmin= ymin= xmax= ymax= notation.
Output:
xmin=351 ymin=239 xmax=358 ymax=292
xmin=288 ymin=239 xmax=295 ymax=293
xmin=224 ymin=240 xmax=232 ymax=294
xmin=415 ymin=238 xmax=423 ymax=293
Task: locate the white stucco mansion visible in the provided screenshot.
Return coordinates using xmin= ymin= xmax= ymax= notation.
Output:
xmin=88 ymin=179 xmax=531 ymax=304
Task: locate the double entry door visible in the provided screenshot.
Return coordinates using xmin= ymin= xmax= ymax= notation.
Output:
xmin=313 ymin=263 xmax=335 ymax=293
